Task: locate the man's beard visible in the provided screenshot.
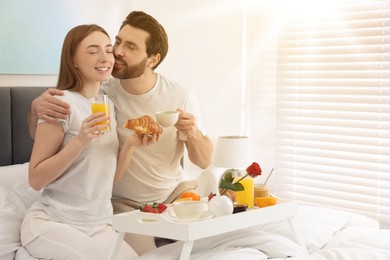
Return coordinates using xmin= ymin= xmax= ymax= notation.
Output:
xmin=112 ymin=57 xmax=148 ymax=79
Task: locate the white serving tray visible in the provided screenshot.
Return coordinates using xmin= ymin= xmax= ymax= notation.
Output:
xmin=110 ymin=201 xmax=299 ymax=260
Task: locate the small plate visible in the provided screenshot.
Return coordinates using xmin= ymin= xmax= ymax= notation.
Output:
xmin=167 ymin=208 xmax=213 ymax=222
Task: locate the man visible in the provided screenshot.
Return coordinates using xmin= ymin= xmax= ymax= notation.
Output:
xmin=28 ymin=11 xmax=213 ymax=255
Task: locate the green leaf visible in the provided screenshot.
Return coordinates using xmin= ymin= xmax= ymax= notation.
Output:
xmin=220 ymin=179 xmax=246 ymax=192
xmin=233 ymin=182 xmax=245 ymax=191
xmin=223 ymin=172 xmax=234 ymax=183
xmin=219 ymin=179 xmax=235 ymax=190
xmin=219 ymin=171 xmax=249 ymax=192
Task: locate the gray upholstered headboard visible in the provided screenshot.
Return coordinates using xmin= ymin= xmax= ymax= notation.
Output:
xmin=0 ymin=87 xmax=49 ymax=166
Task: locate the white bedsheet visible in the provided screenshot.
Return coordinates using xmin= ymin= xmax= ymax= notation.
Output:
xmin=14 ymin=247 xmax=37 ymax=260
xmin=140 ymin=205 xmax=390 ymax=260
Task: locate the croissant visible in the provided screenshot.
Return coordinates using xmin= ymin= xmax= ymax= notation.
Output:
xmin=123 ymin=115 xmax=163 ymax=135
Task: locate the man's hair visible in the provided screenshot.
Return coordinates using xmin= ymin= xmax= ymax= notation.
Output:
xmin=57 ymin=24 xmax=110 ymax=91
xmin=121 ymin=11 xmax=168 ymax=69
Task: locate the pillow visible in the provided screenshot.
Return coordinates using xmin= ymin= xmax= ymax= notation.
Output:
xmin=0 ymin=185 xmax=29 ymax=260
xmin=0 ymin=163 xmax=41 ymax=260
xmin=0 ymin=163 xmax=29 ymax=190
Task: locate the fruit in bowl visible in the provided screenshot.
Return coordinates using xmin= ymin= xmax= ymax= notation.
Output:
xmin=177 ymin=191 xmax=201 ymax=201
xmin=173 ymin=200 xmax=205 ymax=220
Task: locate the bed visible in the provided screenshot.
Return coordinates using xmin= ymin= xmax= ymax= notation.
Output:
xmin=0 ymin=86 xmax=389 ymax=260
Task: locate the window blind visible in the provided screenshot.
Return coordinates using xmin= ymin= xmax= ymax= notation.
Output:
xmin=274 ymin=0 xmax=390 ymax=228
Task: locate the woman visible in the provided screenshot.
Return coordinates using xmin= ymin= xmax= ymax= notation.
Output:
xmin=20 ymin=24 xmax=139 ymax=259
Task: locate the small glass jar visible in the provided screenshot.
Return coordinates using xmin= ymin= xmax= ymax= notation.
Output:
xmin=254 ymin=184 xmax=269 ymax=198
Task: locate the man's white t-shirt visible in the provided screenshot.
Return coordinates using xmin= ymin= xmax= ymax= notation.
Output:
xmin=102 ymin=74 xmax=206 ymax=203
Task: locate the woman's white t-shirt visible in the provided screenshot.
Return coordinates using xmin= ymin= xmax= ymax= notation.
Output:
xmin=27 ymin=90 xmax=118 ymax=226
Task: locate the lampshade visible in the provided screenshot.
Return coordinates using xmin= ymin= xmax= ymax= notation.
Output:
xmin=213 ymin=136 xmax=252 ymax=169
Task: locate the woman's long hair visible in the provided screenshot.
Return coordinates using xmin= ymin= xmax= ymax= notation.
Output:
xmin=56 ymin=24 xmax=110 ymax=91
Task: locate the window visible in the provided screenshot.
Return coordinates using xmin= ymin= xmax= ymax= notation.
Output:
xmin=274 ymin=0 xmax=390 ymax=228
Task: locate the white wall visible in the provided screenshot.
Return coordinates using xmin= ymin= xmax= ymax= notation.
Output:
xmin=245 ymin=1 xmax=282 ymax=183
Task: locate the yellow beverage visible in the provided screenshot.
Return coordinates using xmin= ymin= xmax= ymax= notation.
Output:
xmin=235 ymin=176 xmax=254 ymax=208
xmin=91 ymin=103 xmax=110 ymax=132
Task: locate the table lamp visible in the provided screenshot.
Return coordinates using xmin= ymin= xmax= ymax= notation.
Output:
xmin=213 ymin=135 xmax=252 ymax=170
xmin=213 ymin=136 xmax=255 ymax=208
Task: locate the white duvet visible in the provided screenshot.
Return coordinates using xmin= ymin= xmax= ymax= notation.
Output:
xmin=140 ymin=205 xmax=390 ymax=260
xmin=1 ymin=164 xmax=389 ymax=260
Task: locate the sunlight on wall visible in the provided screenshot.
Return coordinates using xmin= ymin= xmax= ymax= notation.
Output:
xmin=282 ymin=0 xmax=341 ymax=21
xmin=240 ymin=0 xmax=249 ymax=137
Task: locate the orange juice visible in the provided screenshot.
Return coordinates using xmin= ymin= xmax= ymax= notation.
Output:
xmin=91 ymin=102 xmax=110 ymax=132
xmin=235 ymin=176 xmax=254 ymax=208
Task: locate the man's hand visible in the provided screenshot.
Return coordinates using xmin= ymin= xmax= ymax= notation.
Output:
xmin=140 ymin=133 xmax=161 ymax=146
xmin=175 ymin=108 xmax=213 ymax=169
xmin=32 ymin=88 xmax=70 ymax=122
xmin=28 ymin=88 xmax=70 ymax=139
xmin=124 ymin=132 xmax=161 ymax=148
xmin=175 ymin=109 xmax=197 ymax=138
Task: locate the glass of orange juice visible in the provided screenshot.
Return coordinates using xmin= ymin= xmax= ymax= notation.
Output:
xmin=235 ymin=176 xmax=254 ymax=208
xmin=90 ymin=95 xmax=110 ymax=133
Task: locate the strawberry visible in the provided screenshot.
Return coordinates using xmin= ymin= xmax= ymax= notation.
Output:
xmin=157 ymin=203 xmax=167 ymax=213
xmin=208 ymin=192 xmax=216 ymax=201
xmin=139 ymin=202 xmax=167 ymax=214
xmin=141 ymin=205 xmax=158 ymax=213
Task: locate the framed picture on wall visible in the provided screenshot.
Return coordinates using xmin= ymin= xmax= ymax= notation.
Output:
xmin=0 ymin=0 xmax=131 ymax=75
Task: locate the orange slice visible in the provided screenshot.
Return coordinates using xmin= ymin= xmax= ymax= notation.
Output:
xmin=255 ymin=197 xmax=277 ymax=208
xmin=179 ymin=191 xmax=201 ymax=201
xmin=174 ymin=197 xmax=193 ymax=202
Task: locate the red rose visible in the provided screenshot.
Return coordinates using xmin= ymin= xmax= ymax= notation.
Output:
xmin=246 ymin=162 xmax=262 ymax=178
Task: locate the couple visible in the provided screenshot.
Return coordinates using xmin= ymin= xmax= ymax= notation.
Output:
xmin=24 ymin=11 xmax=213 ymax=260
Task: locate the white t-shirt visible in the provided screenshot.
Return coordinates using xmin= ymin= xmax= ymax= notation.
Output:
xmin=102 ymin=74 xmax=206 ymax=203
xmin=28 ymin=90 xmax=119 ymax=226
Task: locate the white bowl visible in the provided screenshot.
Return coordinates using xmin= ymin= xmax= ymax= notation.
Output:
xmin=155 ymin=111 xmax=179 ymax=127
xmin=173 ymin=201 xmax=204 ymax=220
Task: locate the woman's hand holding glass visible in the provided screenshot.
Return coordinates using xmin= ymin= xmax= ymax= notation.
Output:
xmin=76 ymin=112 xmax=110 ymax=146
